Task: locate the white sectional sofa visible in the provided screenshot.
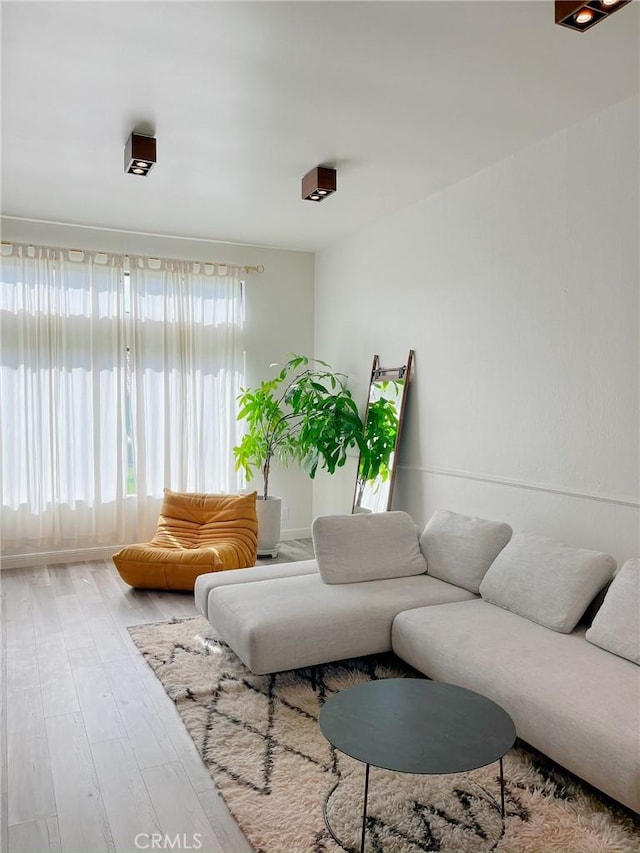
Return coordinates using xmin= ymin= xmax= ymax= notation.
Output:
xmin=194 ymin=510 xmax=640 ymax=814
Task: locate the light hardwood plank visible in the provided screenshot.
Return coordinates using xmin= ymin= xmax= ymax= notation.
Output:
xmin=138 ymin=673 xmax=216 ymax=794
xmin=142 ymin=762 xmax=224 ymax=853
xmin=90 ymin=737 xmax=161 ymax=853
xmin=3 ymin=574 xmax=34 ymax=622
xmin=88 ymin=616 xmax=132 ymax=664
xmin=47 ymin=565 xmax=76 ymax=598
xmin=41 ymin=675 xmax=81 ymax=719
xmin=25 ymin=567 xmax=52 ymax=586
xmin=104 ymin=657 xmax=179 ymax=769
xmin=36 ymin=633 xmax=71 ymax=681
xmin=113 ymin=579 xmax=169 ymax=617
xmin=90 ymin=565 xmax=130 ymax=602
xmin=143 ymin=592 xmax=175 ymax=620
xmin=45 ymin=712 xmax=115 ymax=853
xmin=55 ymin=595 xmax=93 ymax=646
xmin=6 ymin=687 xmax=44 ymax=736
xmin=146 ymin=591 xmax=197 ymax=620
xmin=8 ymin=816 xmax=61 ymax=853
xmin=68 ymin=564 xmax=104 ymax=603
xmin=7 ymin=718 xmax=56 ymax=825
xmin=1 ymin=793 xmax=7 ymax=853
xmin=5 ymin=617 xmax=35 ymax=651
xmin=105 ymin=602 xmax=167 ymax=635
xmin=73 ymin=665 xmax=126 ymax=744
xmin=82 ymin=598 xmax=120 ymax=624
xmin=261 ymin=538 xmax=313 ymax=564
xmin=56 ymin=596 xmax=104 ymax=666
xmin=37 ymin=633 xmax=81 ymax=718
xmin=6 ymin=641 xmax=39 ymax=693
xmin=66 ymin=639 xmax=103 ymax=672
xmin=6 ymin=617 xmax=39 ymax=700
xmin=127 ymin=591 xmax=168 ymax=622
xmin=31 ymin=585 xmax=62 ymax=640
xmin=107 ymin=589 xmax=165 ymax=625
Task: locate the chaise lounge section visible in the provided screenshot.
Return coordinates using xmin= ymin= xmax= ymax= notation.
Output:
xmin=196 ymin=511 xmax=500 ymax=673
xmin=203 ymin=571 xmax=476 ymax=674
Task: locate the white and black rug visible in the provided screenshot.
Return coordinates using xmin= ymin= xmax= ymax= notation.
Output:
xmin=128 ymin=616 xmax=640 ymax=853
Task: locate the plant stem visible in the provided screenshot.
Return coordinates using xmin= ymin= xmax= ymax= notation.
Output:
xmin=262 ymin=456 xmax=270 ymax=500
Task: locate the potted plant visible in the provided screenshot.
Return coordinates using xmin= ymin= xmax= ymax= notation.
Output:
xmin=233 ymin=354 xmax=369 ymax=555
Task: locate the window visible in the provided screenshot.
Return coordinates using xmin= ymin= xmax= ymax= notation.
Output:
xmin=0 ymin=245 xmax=245 ymax=556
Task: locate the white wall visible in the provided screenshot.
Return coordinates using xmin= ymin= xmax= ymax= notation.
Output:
xmin=314 ymin=97 xmax=639 ymax=565
xmin=0 ymin=217 xmax=316 ymax=538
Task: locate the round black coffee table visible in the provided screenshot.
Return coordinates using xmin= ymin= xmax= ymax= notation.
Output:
xmin=319 ymin=678 xmax=516 ymax=853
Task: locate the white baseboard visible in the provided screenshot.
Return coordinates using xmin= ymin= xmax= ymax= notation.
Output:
xmin=0 ymin=545 xmax=122 ymax=571
xmin=280 ymin=527 xmax=311 ymax=540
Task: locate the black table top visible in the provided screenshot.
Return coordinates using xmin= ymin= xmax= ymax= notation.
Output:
xmin=319 ymin=678 xmax=516 ymax=775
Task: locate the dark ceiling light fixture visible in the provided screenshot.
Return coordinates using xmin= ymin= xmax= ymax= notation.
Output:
xmin=555 ymin=0 xmax=632 ymax=32
xmin=302 ymin=166 xmax=337 ymax=202
xmin=125 ymin=132 xmax=157 ymax=176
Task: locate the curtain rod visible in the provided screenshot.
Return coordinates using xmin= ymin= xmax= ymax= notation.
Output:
xmin=1 ymin=242 xmax=265 ymax=273
xmin=127 ymin=256 xmax=264 ymax=274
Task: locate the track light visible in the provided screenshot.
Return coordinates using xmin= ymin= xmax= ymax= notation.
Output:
xmin=555 ymin=0 xmax=632 ymax=32
xmin=302 ymin=166 xmax=337 ymax=202
xmin=125 ymin=132 xmax=157 ymax=176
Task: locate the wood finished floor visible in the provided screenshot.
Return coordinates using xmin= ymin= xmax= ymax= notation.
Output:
xmin=0 ymin=540 xmax=315 ymax=853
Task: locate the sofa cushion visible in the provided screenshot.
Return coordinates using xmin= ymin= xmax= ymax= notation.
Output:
xmin=586 ymin=558 xmax=640 ymax=664
xmin=391 ymin=599 xmax=640 ymax=814
xmin=419 ymin=510 xmax=512 ymax=593
xmin=207 ymin=572 xmax=475 ymax=674
xmin=312 ymin=511 xmax=427 ymax=584
xmin=479 ymin=533 xmax=615 ymax=633
xmin=194 ymin=559 xmax=318 ymax=616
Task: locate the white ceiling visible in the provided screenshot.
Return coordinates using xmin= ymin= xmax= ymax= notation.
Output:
xmin=2 ymin=1 xmax=638 ymax=252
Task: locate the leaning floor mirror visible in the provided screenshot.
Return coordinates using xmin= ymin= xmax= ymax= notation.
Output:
xmin=353 ymin=350 xmax=414 ymax=514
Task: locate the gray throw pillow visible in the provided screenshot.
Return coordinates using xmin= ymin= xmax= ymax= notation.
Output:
xmin=586 ymin=559 xmax=639 ymax=664
xmin=479 ymin=532 xmax=616 ymax=633
xmin=312 ymin=511 xmax=427 ymax=584
xmin=419 ymin=510 xmax=512 ymax=593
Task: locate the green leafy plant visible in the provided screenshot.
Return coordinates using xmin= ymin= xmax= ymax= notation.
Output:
xmin=358 ymin=389 xmax=401 ymax=486
xmin=233 ymin=355 xmax=369 ymax=499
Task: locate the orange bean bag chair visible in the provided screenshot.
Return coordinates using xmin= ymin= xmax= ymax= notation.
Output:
xmin=113 ymin=489 xmax=258 ymax=590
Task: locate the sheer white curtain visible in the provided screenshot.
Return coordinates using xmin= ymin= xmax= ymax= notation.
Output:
xmin=0 ymin=245 xmax=245 ymax=559
xmin=1 ymin=244 xmax=128 ymax=554
xmin=128 ymin=257 xmax=245 ymax=536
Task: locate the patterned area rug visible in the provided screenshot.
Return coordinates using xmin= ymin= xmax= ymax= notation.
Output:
xmin=128 ymin=616 xmax=640 ymax=853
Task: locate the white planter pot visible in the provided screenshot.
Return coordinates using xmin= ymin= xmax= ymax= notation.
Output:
xmin=256 ymin=496 xmax=282 ymax=558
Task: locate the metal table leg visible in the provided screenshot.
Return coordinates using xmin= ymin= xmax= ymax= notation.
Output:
xmin=499 ymin=757 xmax=505 ymax=818
xmin=360 ymin=763 xmax=370 ymax=853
